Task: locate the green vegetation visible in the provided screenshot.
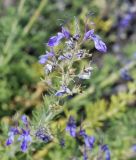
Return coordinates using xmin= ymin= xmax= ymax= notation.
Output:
xmin=0 ymin=0 xmax=136 ymax=159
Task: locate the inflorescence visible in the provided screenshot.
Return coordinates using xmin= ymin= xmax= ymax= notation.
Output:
xmin=6 ymin=115 xmax=32 ymax=152
xmin=65 ymin=116 xmax=110 ymax=160
xmin=6 ymin=17 xmax=110 ymax=159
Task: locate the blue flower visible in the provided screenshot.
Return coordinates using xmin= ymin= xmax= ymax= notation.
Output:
xmin=6 ymin=127 xmax=19 ymax=146
xmin=58 ymin=53 xmax=72 ymax=61
xmin=48 ymin=33 xmax=64 ymax=47
xmin=47 ymin=27 xmax=70 ymax=47
xmin=66 ymin=116 xmax=76 ymax=137
xmin=55 ymin=85 xmax=71 ymax=96
xmin=83 ymin=29 xmax=94 ymax=40
xmin=79 ymin=129 xmax=95 ymax=159
xmin=20 ymin=115 xmax=32 ymax=152
xmin=84 ymin=30 xmax=107 ymax=53
xmin=6 ymin=132 xmax=14 ymax=146
xmin=18 ymin=129 xmax=32 ymax=152
xmin=36 ymin=133 xmax=52 ymax=143
xmin=79 ymin=129 xmax=95 ymax=150
xmin=101 ymin=144 xmax=111 ymax=160
xmin=58 ymin=55 xmax=66 ymax=61
xmin=48 ymin=36 xmax=58 ymax=47
xmin=76 ymin=50 xmax=84 ymax=59
xmin=6 ymin=115 xmax=32 ymax=152
xmin=35 ymin=127 xmax=53 ymax=143
xmin=92 ymin=36 xmax=107 ymax=53
xmin=62 ymin=27 xmax=70 ymax=39
xmin=39 ymin=51 xmax=54 ymax=64
xmin=21 ymin=115 xmax=28 ymax=126
xmin=84 ymin=135 xmax=95 ymax=150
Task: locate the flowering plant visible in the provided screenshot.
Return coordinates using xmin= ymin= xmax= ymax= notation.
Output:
xmin=6 ymin=17 xmax=110 ymax=160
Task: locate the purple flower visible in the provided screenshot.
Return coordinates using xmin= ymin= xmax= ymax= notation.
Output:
xmin=58 ymin=55 xmax=66 ymax=61
xmin=18 ymin=129 xmax=32 ymax=152
xmin=39 ymin=51 xmax=54 ymax=64
xmin=39 ymin=55 xmax=48 ymax=64
xmin=47 ymin=27 xmax=70 ymax=47
xmin=84 ymin=30 xmax=107 ymax=53
xmin=79 ymin=129 xmax=95 ymax=159
xmin=21 ymin=115 xmax=28 ymax=126
xmin=58 ymin=53 xmax=72 ymax=61
xmin=6 ymin=133 xmax=14 ymax=146
xmin=48 ymin=36 xmax=58 ymax=47
xmin=62 ymin=27 xmax=70 ymax=39
xmin=92 ymin=36 xmax=107 ymax=53
xmin=6 ymin=115 xmax=32 ymax=152
xmin=47 ymin=34 xmax=63 ymax=47
xmin=6 ymin=127 xmax=19 ymax=146
xmin=35 ymin=127 xmax=53 ymax=143
xmin=21 ymin=140 xmax=28 ymax=152
xmin=83 ymin=29 xmax=94 ymax=40
xmin=101 ymin=145 xmax=111 ymax=160
xmin=55 ymin=85 xmax=71 ymax=96
xmin=84 ymin=135 xmax=95 ymax=150
xmin=57 ymin=32 xmax=65 ymax=40
xmin=76 ymin=50 xmax=84 ymax=59
xmin=66 ymin=116 xmax=76 ymax=137
xmin=79 ymin=129 xmax=95 ymax=150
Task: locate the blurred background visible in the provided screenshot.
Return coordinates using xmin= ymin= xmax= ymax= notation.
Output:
xmin=0 ymin=0 xmax=136 ymax=159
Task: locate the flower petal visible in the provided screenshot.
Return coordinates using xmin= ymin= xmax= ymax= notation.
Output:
xmin=21 ymin=115 xmax=28 ymax=125
xmin=62 ymin=27 xmax=70 ymax=39
xmin=83 ymin=29 xmax=94 ymax=40
xmin=47 ymin=36 xmax=60 ymax=47
xmin=6 ymin=136 xmax=14 ymax=146
xmin=21 ymin=140 xmax=28 ymax=152
xmin=101 ymin=145 xmax=111 ymax=160
xmin=93 ymin=38 xmax=107 ymax=53
xmin=66 ymin=116 xmax=76 ymax=137
xmin=84 ymin=135 xmax=95 ymax=150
